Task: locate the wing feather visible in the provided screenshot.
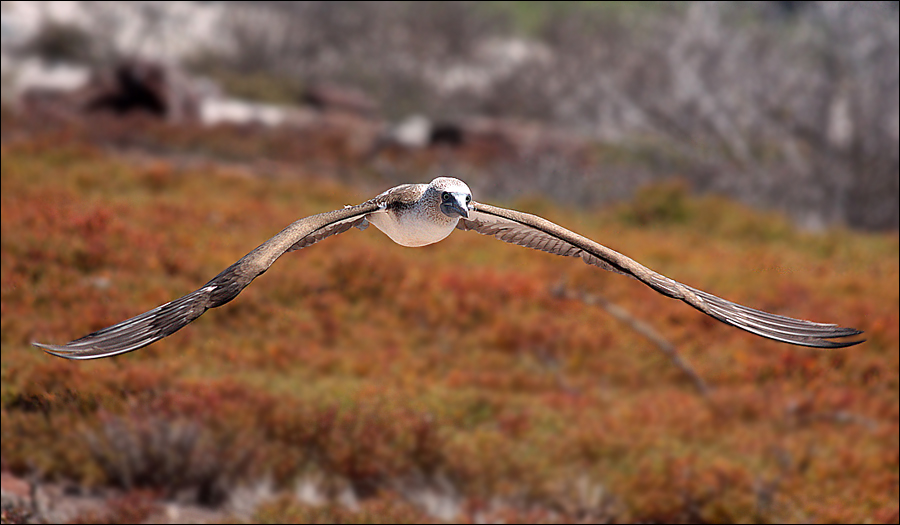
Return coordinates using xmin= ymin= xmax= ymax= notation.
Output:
xmin=459 ymin=202 xmax=863 ymax=349
xmin=34 ymin=201 xmax=382 ymax=359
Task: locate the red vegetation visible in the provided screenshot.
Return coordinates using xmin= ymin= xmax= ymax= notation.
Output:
xmin=1 ymin=122 xmax=897 ymax=522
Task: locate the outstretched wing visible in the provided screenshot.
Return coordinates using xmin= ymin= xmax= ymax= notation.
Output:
xmin=33 ymin=201 xmax=383 ymax=359
xmin=457 ymin=202 xmax=863 ymax=349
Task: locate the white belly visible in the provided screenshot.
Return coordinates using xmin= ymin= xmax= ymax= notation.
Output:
xmin=367 ymin=210 xmax=457 ymax=247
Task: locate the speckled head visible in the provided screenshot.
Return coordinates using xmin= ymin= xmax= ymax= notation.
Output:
xmin=429 ymin=177 xmax=473 ymax=219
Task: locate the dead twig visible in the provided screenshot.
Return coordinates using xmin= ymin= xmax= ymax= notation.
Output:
xmin=552 ymin=282 xmax=712 ymax=399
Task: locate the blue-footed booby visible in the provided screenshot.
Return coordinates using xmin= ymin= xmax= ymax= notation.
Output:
xmin=33 ymin=177 xmax=863 ymax=359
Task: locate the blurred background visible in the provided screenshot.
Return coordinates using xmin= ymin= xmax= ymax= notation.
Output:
xmin=3 ymin=0 xmax=898 ymax=231
xmin=1 ymin=2 xmax=898 ymax=523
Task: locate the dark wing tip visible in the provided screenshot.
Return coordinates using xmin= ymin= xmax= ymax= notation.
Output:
xmin=32 ymin=341 xmax=101 ymax=360
xmin=793 ymin=327 xmax=866 ymax=349
xmin=30 ymin=286 xmax=214 ymax=360
xmin=32 ymin=337 xmax=164 ymax=360
xmin=683 ymin=286 xmax=864 ymax=349
xmin=700 ymin=312 xmax=865 ymax=349
xmin=820 ymin=336 xmax=866 ymax=349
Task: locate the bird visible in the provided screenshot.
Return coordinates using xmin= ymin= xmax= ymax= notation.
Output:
xmin=33 ymin=177 xmax=863 ymax=359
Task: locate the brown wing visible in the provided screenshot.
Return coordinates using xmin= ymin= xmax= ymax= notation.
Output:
xmin=457 ymin=202 xmax=863 ymax=349
xmin=33 ymin=201 xmax=383 ymax=360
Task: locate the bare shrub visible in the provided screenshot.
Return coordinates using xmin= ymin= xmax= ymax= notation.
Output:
xmin=515 ymin=2 xmax=899 ymax=230
xmin=84 ymin=411 xmax=255 ymax=505
xmin=202 ymin=2 xmax=898 ymax=230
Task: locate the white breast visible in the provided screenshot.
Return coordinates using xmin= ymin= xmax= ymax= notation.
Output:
xmin=367 ymin=208 xmax=457 ymax=247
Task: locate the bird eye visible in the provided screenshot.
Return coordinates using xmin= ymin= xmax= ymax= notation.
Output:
xmin=465 ymin=195 xmax=471 ymax=203
xmin=442 ymin=192 xmax=450 ymax=201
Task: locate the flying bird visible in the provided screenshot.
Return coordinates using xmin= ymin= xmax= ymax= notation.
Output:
xmin=33 ymin=177 xmax=863 ymax=359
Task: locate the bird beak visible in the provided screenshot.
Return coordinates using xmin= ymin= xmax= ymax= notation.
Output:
xmin=451 ymin=194 xmax=470 ymax=219
xmin=442 ymin=193 xmax=470 ymax=219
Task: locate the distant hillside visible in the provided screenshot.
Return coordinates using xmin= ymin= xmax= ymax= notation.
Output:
xmin=3 ymin=1 xmax=898 ymax=230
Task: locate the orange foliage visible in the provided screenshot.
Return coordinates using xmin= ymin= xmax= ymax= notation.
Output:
xmin=1 ymin=123 xmax=897 ymax=522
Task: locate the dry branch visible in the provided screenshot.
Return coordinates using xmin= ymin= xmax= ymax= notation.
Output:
xmin=552 ymin=282 xmax=711 ymax=398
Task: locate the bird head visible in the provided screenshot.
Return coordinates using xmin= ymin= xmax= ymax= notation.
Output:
xmin=430 ymin=177 xmax=473 ymax=219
